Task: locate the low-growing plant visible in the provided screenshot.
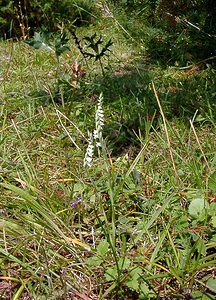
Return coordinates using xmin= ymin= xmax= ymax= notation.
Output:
xmin=83 ymin=32 xmax=113 ymax=76
xmin=72 ymin=31 xmax=113 ymax=76
xmin=25 ymin=30 xmax=69 ymax=73
xmin=24 ymin=30 xmax=73 ymax=108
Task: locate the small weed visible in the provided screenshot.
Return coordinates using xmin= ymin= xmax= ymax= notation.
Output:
xmin=83 ymin=32 xmax=113 ymax=76
xmin=25 ymin=30 xmax=70 ymax=95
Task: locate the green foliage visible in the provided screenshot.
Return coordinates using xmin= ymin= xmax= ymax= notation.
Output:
xmin=208 ymin=171 xmax=216 ymax=193
xmin=0 ymin=0 xmax=98 ymax=38
xmin=24 ymin=30 xmax=70 ymax=104
xmin=83 ymin=33 xmax=113 ymax=75
xmin=25 ymin=31 xmax=70 ymax=58
xmin=24 ymin=31 xmax=53 ymax=51
xmin=84 ymin=33 xmax=113 ymax=62
xmin=188 ymin=197 xmax=215 ymax=227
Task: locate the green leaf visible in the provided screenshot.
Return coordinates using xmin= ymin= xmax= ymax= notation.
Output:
xmin=195 ymin=238 xmax=206 ymax=256
xmin=105 ymin=266 xmax=118 ymax=281
xmin=25 ymin=32 xmax=53 ymax=52
xmin=140 ymin=282 xmax=150 ymax=295
xmin=208 ymin=171 xmax=216 ymax=192
xmin=126 ymin=277 xmax=139 ymax=291
xmin=211 ymin=216 xmax=216 ymax=228
xmin=55 ymin=45 xmax=70 ymax=57
xmin=206 ymin=278 xmax=216 ymax=293
xmin=118 ymin=257 xmax=131 ymax=269
xmin=208 ymin=203 xmax=216 ymax=216
xmin=129 ymin=267 xmax=142 ymax=281
xmin=210 ymin=234 xmax=216 ymax=242
xmin=73 ymin=183 xmax=84 ymax=192
xmin=104 ymin=257 xmax=131 ymax=282
xmin=97 ymin=240 xmax=109 ymax=256
xmin=54 ymin=32 xmax=70 ymax=56
xmin=188 ymin=197 xmax=208 ymax=218
xmin=87 ymin=256 xmax=103 ymax=267
xmin=176 ymin=215 xmax=188 ymax=228
xmin=191 ymin=290 xmax=213 ymax=299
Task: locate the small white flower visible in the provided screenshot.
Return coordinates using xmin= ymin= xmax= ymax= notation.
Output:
xmin=96 ymin=141 xmax=102 ymax=148
xmin=83 ymin=134 xmax=94 ymax=167
xmin=93 ymin=129 xmax=99 ymax=140
xmin=94 ymin=93 xmax=104 ymax=147
xmin=83 ymin=93 xmax=105 ymax=167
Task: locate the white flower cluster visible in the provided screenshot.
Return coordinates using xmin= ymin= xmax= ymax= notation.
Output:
xmin=93 ymin=93 xmax=104 ymax=148
xmin=83 ymin=132 xmax=94 ymax=168
xmin=83 ymin=93 xmax=104 ymax=168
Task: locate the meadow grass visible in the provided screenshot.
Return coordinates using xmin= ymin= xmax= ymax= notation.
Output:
xmin=0 ymin=7 xmax=216 ymax=299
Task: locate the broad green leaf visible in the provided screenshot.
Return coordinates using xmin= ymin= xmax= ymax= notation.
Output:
xmin=208 ymin=203 xmax=216 ymax=216
xmin=73 ymin=183 xmax=84 ymax=192
xmin=140 ymin=282 xmax=150 ymax=295
xmin=105 ymin=267 xmax=118 ymax=281
xmin=87 ymin=256 xmax=103 ymax=267
xmin=195 ymin=238 xmax=206 ymax=256
xmin=105 ymin=258 xmax=131 ymax=282
xmin=129 ymin=267 xmax=142 ymax=280
xmin=208 ymin=171 xmax=216 ymax=192
xmin=118 ymin=257 xmax=131 ymax=269
xmin=211 ymin=216 xmax=216 ymax=228
xmin=188 ymin=197 xmax=208 ymax=218
xmin=25 ymin=32 xmax=53 ymax=51
xmin=210 ymin=234 xmax=216 ymax=242
xmin=126 ymin=277 xmax=139 ymax=291
xmin=97 ymin=240 xmax=109 ymax=256
xmin=90 ymin=194 xmax=96 ymax=203
xmin=191 ymin=290 xmax=213 ymax=299
xmin=206 ymin=278 xmax=216 ymax=293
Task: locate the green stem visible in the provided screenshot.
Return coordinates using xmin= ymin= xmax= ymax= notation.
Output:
xmin=99 ymin=57 xmax=105 ymax=77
